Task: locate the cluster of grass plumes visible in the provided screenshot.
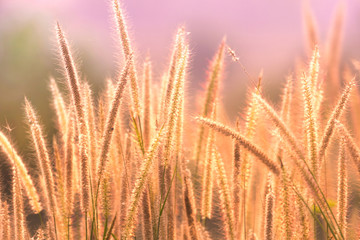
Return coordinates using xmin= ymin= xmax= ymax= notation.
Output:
xmin=2 ymin=1 xmax=360 ymax=239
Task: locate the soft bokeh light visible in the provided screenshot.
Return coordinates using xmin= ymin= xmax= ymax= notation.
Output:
xmin=1 ymin=0 xmax=360 ymax=147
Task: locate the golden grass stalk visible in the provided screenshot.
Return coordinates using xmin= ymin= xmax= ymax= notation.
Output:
xmin=159 ymin=73 xmax=169 ymax=120
xmin=143 ymin=57 xmax=152 ymax=149
xmin=123 ymin=126 xmax=164 ymax=239
xmin=302 ymin=62 xmax=319 ymax=177
xmin=236 ymin=90 xmax=261 ymax=239
xmin=280 ymin=169 xmax=292 ymax=240
xmin=336 ymin=121 xmax=360 ymax=174
xmin=165 ymin=164 xmax=176 ymax=240
xmin=214 ymin=148 xmax=235 ymax=240
xmin=119 ymin=135 xmax=131 ymax=236
xmin=308 ymin=46 xmax=320 ymax=96
xmin=337 ymin=137 xmax=348 ymax=237
xmin=345 ymin=64 xmax=360 ymax=140
xmin=96 ymin=55 xmax=132 ymax=185
xmin=243 ymin=91 xmax=260 ymax=150
xmin=49 ymin=78 xmax=68 ymax=144
xmin=163 ymin=45 xmax=189 ymax=166
xmin=181 ymin=162 xmax=200 ymax=240
xmin=13 ymin=167 xmax=26 ymax=240
xmin=167 ymin=77 xmax=185 ymax=238
xmin=255 ymin=94 xmax=305 ymax=161
xmin=163 ymin=27 xmax=185 ymax=114
xmin=64 ymin=110 xmax=75 ymax=216
xmin=196 ymin=117 xmax=280 ymax=175
xmin=264 ymin=179 xmax=274 ymax=240
xmin=194 ymin=40 xmax=225 ymax=171
xmin=241 ymin=91 xmax=260 ymax=236
xmin=282 ymin=141 xmax=322 ymax=205
xmin=260 ymin=173 xmax=272 ymax=238
xmin=201 ymin=102 xmax=216 ymax=219
xmin=101 ymin=167 xmax=111 ymax=223
xmin=25 ymin=99 xmax=58 ymax=215
xmin=56 ymin=23 xmax=90 ymax=211
xmin=53 ymin=137 xmax=63 ymax=187
xmin=82 ymin=82 xmax=98 ymax=183
xmin=318 ymin=78 xmax=355 ymax=164
xmin=295 ymin=191 xmax=310 ymax=240
xmin=275 ymin=77 xmax=294 ymax=240
xmin=160 ymin=47 xmax=189 ymax=237
xmin=0 ymin=131 xmax=42 ymax=213
xmin=52 ymin=137 xmax=66 ymax=233
xmin=156 ymin=149 xmax=167 ymax=240
xmin=280 ymin=76 xmax=293 ymax=123
xmin=202 ymin=40 xmax=226 ymax=117
xmin=175 ymin=81 xmax=185 ymax=157
xmin=112 ymin=0 xmax=141 ymax=117
xmin=232 ymin=132 xmax=241 ymax=237
xmin=112 ymin=0 xmax=131 ymax=57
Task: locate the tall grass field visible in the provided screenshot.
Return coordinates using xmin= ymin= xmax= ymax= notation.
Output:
xmin=0 ymin=1 xmax=359 ymax=239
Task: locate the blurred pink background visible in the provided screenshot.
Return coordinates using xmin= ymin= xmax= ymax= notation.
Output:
xmin=1 ymin=0 xmax=360 ymax=146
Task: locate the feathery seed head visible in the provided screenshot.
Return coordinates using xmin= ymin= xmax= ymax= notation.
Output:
xmin=25 ymin=98 xmax=58 ymax=215
xmin=196 ymin=116 xmax=280 ymax=175
xmin=0 ymin=131 xmax=42 ymax=213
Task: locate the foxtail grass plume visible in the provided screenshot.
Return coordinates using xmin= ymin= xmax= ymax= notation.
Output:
xmin=318 ymin=77 xmax=355 ymax=164
xmin=113 ymin=0 xmax=141 ymax=117
xmin=337 ymin=137 xmax=348 ymax=237
xmin=96 ymin=55 xmax=132 ymax=186
xmin=143 ymin=57 xmax=152 ymax=149
xmin=56 ymin=23 xmax=91 ymax=212
xmin=336 ymin=121 xmax=360 ymax=174
xmin=302 ymin=47 xmax=320 ymax=177
xmin=264 ymin=179 xmax=274 ymax=240
xmin=0 ymin=131 xmax=42 ymax=213
xmin=255 ymin=94 xmax=305 ymax=161
xmin=196 ymin=116 xmax=280 ymax=175
xmin=25 ymin=99 xmax=58 ymax=215
xmin=123 ymin=126 xmax=164 ymax=238
xmin=0 ymin=1 xmax=358 ymax=239
xmin=49 ymin=78 xmax=68 ymax=143
xmin=194 ymin=40 xmax=225 ymax=172
xmin=201 ymin=102 xmax=217 ymax=219
xmin=163 ymin=27 xmax=186 ymax=115
xmin=182 ymin=162 xmax=200 ymax=240
xmin=13 ymin=167 xmax=26 ymax=240
xmin=214 ymin=148 xmax=235 ymax=240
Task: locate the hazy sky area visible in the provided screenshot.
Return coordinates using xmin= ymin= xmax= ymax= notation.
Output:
xmin=0 ymin=0 xmax=360 ymax=146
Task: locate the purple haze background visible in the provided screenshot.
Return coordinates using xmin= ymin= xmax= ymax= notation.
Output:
xmin=0 ymin=0 xmax=360 ymax=146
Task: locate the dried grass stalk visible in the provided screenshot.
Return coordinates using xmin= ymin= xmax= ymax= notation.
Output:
xmin=113 ymin=0 xmax=141 ymax=116
xmin=56 ymin=23 xmax=90 ymax=211
xmin=318 ymin=78 xmax=355 ymax=164
xmin=214 ymin=148 xmax=235 ymax=240
xmin=0 ymin=131 xmax=42 ymax=213
xmin=337 ymin=137 xmax=348 ymax=237
xmin=123 ymin=127 xmax=164 ymax=238
xmin=13 ymin=167 xmax=26 ymax=240
xmin=196 ymin=117 xmax=280 ymax=175
xmin=194 ymin=40 xmax=225 ymax=170
xmin=25 ymin=99 xmax=58 ymax=215
xmin=96 ymin=56 xmax=132 ymax=185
